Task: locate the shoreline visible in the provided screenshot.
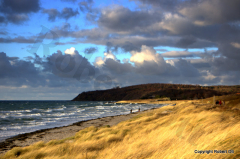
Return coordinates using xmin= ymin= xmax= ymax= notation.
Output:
xmin=1 ymin=96 xmax=239 ymax=158
xmin=0 ymin=106 xmax=163 ymax=155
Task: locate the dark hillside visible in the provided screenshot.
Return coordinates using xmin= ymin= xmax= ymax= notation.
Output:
xmin=72 ymin=83 xmax=240 ymax=101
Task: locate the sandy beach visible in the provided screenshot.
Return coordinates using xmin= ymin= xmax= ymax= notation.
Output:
xmin=0 ymin=100 xmax=189 ymax=155
xmin=0 ymin=106 xmax=164 ymax=155
xmin=1 ymin=95 xmax=240 ymax=159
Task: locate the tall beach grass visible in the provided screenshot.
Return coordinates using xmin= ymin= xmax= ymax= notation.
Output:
xmin=1 ymin=95 xmax=240 ymax=159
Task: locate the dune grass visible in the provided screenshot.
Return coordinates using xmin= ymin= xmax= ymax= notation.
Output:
xmin=1 ymin=95 xmax=240 ymax=159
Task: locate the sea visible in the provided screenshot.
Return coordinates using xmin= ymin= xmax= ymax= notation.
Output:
xmin=0 ymin=101 xmax=166 ymax=142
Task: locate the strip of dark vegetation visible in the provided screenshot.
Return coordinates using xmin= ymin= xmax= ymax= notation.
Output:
xmin=72 ymin=83 xmax=240 ymax=101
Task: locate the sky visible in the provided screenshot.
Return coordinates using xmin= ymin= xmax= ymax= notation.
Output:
xmin=0 ymin=0 xmax=240 ymax=100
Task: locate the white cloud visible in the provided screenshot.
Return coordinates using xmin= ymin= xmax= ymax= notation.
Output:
xmin=130 ymin=45 xmax=163 ymax=64
xmin=94 ymin=51 xmax=118 ymax=67
xmin=64 ymin=47 xmax=76 ymax=56
xmin=104 ymin=51 xmax=116 ymax=60
xmin=166 ymin=59 xmax=175 ymax=66
xmin=94 ymin=57 xmax=104 ymax=67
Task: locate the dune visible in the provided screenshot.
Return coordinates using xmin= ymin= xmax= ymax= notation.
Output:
xmin=1 ymin=94 xmax=240 ymax=159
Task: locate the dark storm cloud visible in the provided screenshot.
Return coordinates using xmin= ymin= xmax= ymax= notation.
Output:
xmin=0 ymin=16 xmax=6 ymax=23
xmin=179 ymin=0 xmax=240 ymax=25
xmin=98 ymin=5 xmax=162 ymax=32
xmin=0 ymin=14 xmax=29 ymax=24
xmin=102 ymin=58 xmax=134 ymax=74
xmin=208 ymin=43 xmax=240 ymax=77
xmin=42 ymin=7 xmax=79 ymax=21
xmin=0 ymin=49 xmax=100 ymax=87
xmin=78 ymin=0 xmax=100 ymax=24
xmin=0 ymin=0 xmax=40 ymax=24
xmin=120 ymin=42 xmax=141 ymax=52
xmin=79 ymin=0 xmax=94 ymax=12
xmin=174 ymin=59 xmax=200 ymax=77
xmin=0 ymin=0 xmax=40 ymax=14
xmin=215 ymin=24 xmax=240 ymax=44
xmin=218 ymin=43 xmax=240 ymax=60
xmin=0 ymin=52 xmax=46 ymax=87
xmin=7 ymin=56 xmax=19 ymax=61
xmin=210 ymin=57 xmax=240 ymax=76
xmin=42 ymin=9 xmax=59 ymax=21
xmin=84 ymin=47 xmax=98 ymax=54
xmin=6 ymin=14 xmax=29 ymax=24
xmin=0 ymin=36 xmax=38 ymax=43
xmin=42 ymin=49 xmax=99 ymax=83
xmin=61 ymin=8 xmax=79 ymax=20
xmin=105 ymin=42 xmax=119 ymax=53
xmin=176 ymin=36 xmax=196 ymax=48
xmin=190 ymin=60 xmax=211 ymax=70
xmin=0 ymin=25 xmax=180 ymax=51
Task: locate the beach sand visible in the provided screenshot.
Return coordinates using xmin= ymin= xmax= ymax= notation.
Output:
xmin=0 ymin=106 xmax=167 ymax=155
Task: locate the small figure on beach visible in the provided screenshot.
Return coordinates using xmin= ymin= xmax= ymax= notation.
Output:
xmin=219 ymin=100 xmax=222 ymax=105
xmin=138 ymin=108 xmax=140 ymax=112
xmin=216 ymin=100 xmax=219 ymax=105
xmin=130 ymin=109 xmax=132 ymax=113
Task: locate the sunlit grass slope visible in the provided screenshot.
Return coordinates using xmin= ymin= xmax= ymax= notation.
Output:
xmin=1 ymin=95 xmax=240 ymax=159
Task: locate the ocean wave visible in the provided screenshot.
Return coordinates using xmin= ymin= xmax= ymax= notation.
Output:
xmin=44 ymin=109 xmax=52 ymax=112
xmin=0 ymin=101 xmax=166 ymax=141
xmin=52 ymin=106 xmax=67 ymax=111
xmin=76 ymin=108 xmax=85 ymax=112
xmin=46 ymin=112 xmax=76 ymax=117
xmin=0 ymin=127 xmax=7 ymax=130
xmin=96 ymin=106 xmax=105 ymax=109
xmin=15 ymin=113 xmax=42 ymax=117
xmin=0 ymin=109 xmax=32 ymax=113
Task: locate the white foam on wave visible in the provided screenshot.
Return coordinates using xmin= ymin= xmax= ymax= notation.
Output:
xmin=0 ymin=109 xmax=32 ymax=113
xmin=76 ymin=108 xmax=85 ymax=112
xmin=0 ymin=127 xmax=7 ymax=130
xmin=15 ymin=113 xmax=42 ymax=117
xmin=44 ymin=109 xmax=52 ymax=112
xmin=8 ymin=126 xmax=22 ymax=130
xmin=96 ymin=106 xmax=107 ymax=109
xmin=46 ymin=112 xmax=76 ymax=117
xmin=3 ymin=113 xmax=41 ymax=119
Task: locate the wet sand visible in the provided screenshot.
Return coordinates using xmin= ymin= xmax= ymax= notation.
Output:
xmin=0 ymin=108 xmax=162 ymax=155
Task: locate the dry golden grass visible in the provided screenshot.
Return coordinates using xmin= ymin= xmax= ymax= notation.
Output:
xmin=1 ymin=95 xmax=240 ymax=159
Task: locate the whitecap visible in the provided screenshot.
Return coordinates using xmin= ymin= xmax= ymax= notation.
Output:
xmin=44 ymin=109 xmax=52 ymax=112
xmin=96 ymin=106 xmax=105 ymax=109
xmin=0 ymin=127 xmax=7 ymax=130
